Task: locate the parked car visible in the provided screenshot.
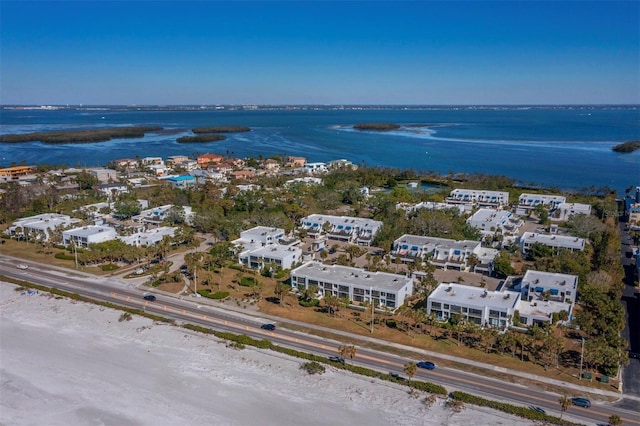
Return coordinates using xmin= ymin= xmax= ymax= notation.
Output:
xmin=571 ymin=397 xmax=591 ymax=408
xmin=16 ymin=264 xmax=28 ymax=270
xmin=417 ymin=361 xmax=436 ymax=370
xmin=143 ymin=294 xmax=156 ymax=301
xmin=328 ymin=356 xmax=345 ymax=364
xmin=260 ymin=323 xmax=276 ymax=331
xmin=529 ymin=406 xmax=546 ymax=414
xmin=389 ymin=372 xmax=402 ymax=379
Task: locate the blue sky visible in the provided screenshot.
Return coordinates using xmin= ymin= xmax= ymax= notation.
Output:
xmin=1 ymin=1 xmax=638 ymax=105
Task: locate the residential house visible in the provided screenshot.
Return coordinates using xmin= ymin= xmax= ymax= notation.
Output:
xmin=197 ymin=153 xmax=223 ymax=167
xmin=232 ymin=226 xmax=302 ymax=270
xmin=552 ymin=203 xmax=593 ymax=221
xmin=89 ymin=168 xmax=117 ymax=183
xmin=285 ymin=156 xmax=307 ymax=168
xmin=97 ymin=183 xmax=129 ymax=201
xmin=167 ymin=175 xmax=197 ymax=189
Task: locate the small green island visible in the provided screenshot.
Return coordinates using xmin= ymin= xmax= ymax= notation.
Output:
xmin=0 ymin=126 xmax=162 ymax=144
xmin=176 ymin=134 xmax=227 ymax=143
xmin=192 ymin=126 xmax=251 ymax=134
xmin=611 ymin=140 xmax=640 ymax=153
xmin=353 ymin=122 xmax=401 ymax=131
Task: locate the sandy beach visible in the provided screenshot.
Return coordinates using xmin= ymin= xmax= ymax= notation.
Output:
xmin=0 ymin=283 xmax=536 ymax=426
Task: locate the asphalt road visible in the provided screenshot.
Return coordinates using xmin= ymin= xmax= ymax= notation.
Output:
xmin=1 ymin=258 xmax=639 ymax=426
xmin=619 ymin=218 xmax=640 ymax=398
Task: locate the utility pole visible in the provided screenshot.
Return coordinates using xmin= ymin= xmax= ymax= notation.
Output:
xmin=370 ymin=287 xmax=374 ymax=334
xmin=579 ymin=337 xmax=585 ymax=379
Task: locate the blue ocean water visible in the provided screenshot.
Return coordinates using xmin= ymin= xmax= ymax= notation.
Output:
xmin=1 ymin=107 xmax=639 ymax=194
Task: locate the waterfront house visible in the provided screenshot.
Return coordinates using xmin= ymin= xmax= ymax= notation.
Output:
xmin=446 ymin=189 xmax=509 ymax=208
xmin=466 ymin=208 xmax=522 ymax=242
xmin=516 ymin=193 xmax=566 ymax=215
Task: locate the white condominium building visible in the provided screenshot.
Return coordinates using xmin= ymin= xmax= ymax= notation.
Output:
xmin=427 ymin=283 xmax=520 ymax=328
xmin=519 ymin=232 xmax=585 ymax=254
xmin=300 ymin=214 xmax=383 ymax=246
xmin=446 ymin=189 xmax=509 ymax=207
xmin=290 ymin=261 xmax=413 ymax=311
xmin=7 ymin=213 xmax=81 ymax=242
xmin=62 ymin=225 xmax=118 ymax=247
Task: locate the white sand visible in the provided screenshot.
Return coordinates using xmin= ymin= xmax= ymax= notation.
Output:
xmin=0 ymin=284 xmax=534 ymax=426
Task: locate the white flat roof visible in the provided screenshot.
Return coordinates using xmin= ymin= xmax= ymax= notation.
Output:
xmin=64 ymin=225 xmax=116 ymax=238
xmin=430 ymin=283 xmax=520 ymax=311
xmin=292 ymin=262 xmax=411 ymax=292
xmin=302 ymin=214 xmax=383 ymax=231
xmin=521 ymin=232 xmax=585 ymax=250
xmin=394 ymin=234 xmax=480 ymax=251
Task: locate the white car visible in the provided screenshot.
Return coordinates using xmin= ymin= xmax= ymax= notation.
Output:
xmin=16 ymin=264 xmax=29 ymax=270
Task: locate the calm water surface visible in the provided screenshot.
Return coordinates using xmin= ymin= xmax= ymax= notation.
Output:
xmin=1 ymin=107 xmax=638 ymax=194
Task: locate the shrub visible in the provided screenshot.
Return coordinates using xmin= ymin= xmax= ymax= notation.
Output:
xmin=119 ymin=312 xmax=133 ymax=322
xmin=55 ymin=252 xmax=75 ymax=260
xmin=101 ymin=263 xmax=119 ymax=271
xmin=300 ymin=361 xmax=326 ymax=375
xmin=197 ymin=290 xmax=230 ymax=300
xmin=298 ymin=299 xmax=320 ymax=307
xmin=239 ymin=276 xmax=257 ymax=287
xmin=449 ymin=391 xmax=581 ymax=425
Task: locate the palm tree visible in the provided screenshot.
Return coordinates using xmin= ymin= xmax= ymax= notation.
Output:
xmin=558 ymin=395 xmax=570 ymax=419
xmin=274 ymin=282 xmax=288 ymax=305
xmin=608 ymin=414 xmax=623 ymax=426
xmin=403 ymin=362 xmax=417 ymax=393
xmin=338 ymin=345 xmax=357 ymax=364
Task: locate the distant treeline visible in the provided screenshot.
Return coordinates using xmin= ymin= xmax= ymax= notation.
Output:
xmin=611 ymin=140 xmax=640 ymax=153
xmin=192 ymin=126 xmax=251 ymax=134
xmin=0 ymin=126 xmax=162 ymax=144
xmin=353 ymin=123 xmax=401 ymax=131
xmin=177 ymin=135 xmax=227 ymax=143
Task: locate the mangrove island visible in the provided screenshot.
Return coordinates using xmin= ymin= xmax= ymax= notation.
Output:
xmin=612 ymin=140 xmax=640 ymax=153
xmin=353 ymin=123 xmax=401 ymax=131
xmin=0 ymin=126 xmax=162 ymax=144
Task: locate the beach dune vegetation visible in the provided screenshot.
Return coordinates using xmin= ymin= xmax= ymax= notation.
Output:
xmin=353 ymin=123 xmax=401 ymax=131
xmin=0 ymin=126 xmax=162 ymax=144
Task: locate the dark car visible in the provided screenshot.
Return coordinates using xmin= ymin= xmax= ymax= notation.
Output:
xmin=260 ymin=323 xmax=276 ymax=331
xmin=143 ymin=294 xmax=156 ymax=301
xmin=389 ymin=372 xmax=403 ymax=380
xmin=328 ymin=356 xmax=345 ymax=364
xmin=571 ymin=397 xmax=591 ymax=408
xmin=529 ymin=406 xmax=546 ymax=414
xmin=417 ymin=361 xmax=436 ymax=370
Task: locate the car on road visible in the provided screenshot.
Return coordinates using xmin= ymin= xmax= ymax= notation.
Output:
xmin=16 ymin=264 xmax=28 ymax=270
xmin=389 ymin=372 xmax=403 ymax=380
xmin=143 ymin=294 xmax=156 ymax=301
xmin=571 ymin=397 xmax=591 ymax=408
xmin=417 ymin=361 xmax=436 ymax=370
xmin=260 ymin=323 xmax=276 ymax=331
xmin=529 ymin=406 xmax=546 ymax=414
xmin=328 ymin=356 xmax=345 ymax=364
